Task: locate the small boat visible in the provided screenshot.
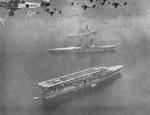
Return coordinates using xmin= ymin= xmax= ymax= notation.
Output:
xmin=32 ymin=97 xmax=40 ymax=100
xmin=37 ymin=65 xmax=123 ymax=100
xmin=49 ymin=45 xmax=116 ymax=54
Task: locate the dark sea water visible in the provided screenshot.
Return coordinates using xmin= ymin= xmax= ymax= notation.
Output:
xmin=1 ymin=0 xmax=150 ymax=115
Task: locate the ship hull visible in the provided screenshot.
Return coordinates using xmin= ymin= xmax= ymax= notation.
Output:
xmin=42 ymin=73 xmax=122 ymax=106
xmin=49 ymin=45 xmax=116 ymax=54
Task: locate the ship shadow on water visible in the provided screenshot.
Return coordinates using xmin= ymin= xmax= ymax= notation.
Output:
xmin=42 ymin=73 xmax=122 ymax=110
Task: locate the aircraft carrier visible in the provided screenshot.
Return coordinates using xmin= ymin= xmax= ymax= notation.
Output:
xmin=36 ymin=65 xmax=123 ymax=100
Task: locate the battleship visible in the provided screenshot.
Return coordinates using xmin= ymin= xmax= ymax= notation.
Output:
xmin=49 ymin=25 xmax=116 ymax=54
xmin=34 ymin=65 xmax=123 ymax=100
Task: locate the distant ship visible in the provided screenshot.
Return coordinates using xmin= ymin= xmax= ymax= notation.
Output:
xmin=49 ymin=25 xmax=116 ymax=54
xmin=49 ymin=45 xmax=116 ymax=53
xmin=35 ymin=65 xmax=123 ymax=100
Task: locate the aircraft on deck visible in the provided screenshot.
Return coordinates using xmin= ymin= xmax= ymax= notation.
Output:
xmin=0 ymin=0 xmax=52 ymax=16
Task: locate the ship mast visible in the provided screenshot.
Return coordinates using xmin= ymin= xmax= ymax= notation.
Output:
xmin=77 ymin=24 xmax=97 ymax=49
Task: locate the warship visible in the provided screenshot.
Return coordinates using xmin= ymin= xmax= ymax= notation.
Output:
xmin=49 ymin=25 xmax=116 ymax=53
xmin=34 ymin=65 xmax=123 ymax=100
